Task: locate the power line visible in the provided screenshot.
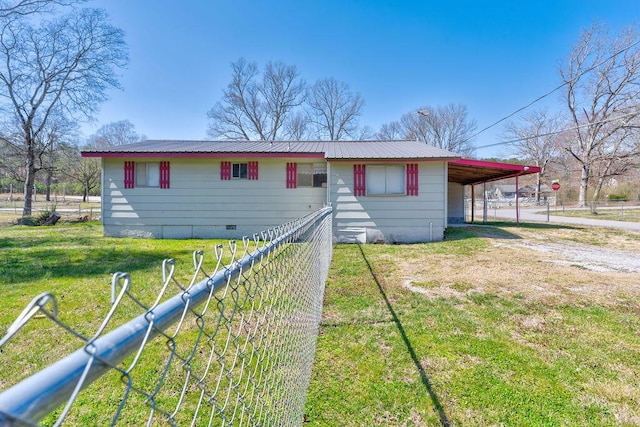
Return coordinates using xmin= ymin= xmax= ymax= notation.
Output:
xmin=475 ymin=110 xmax=640 ymax=149
xmin=467 ymin=32 xmax=640 ymax=144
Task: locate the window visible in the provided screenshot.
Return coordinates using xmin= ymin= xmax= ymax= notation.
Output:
xmin=232 ymin=163 xmax=248 ymax=179
xmin=313 ymin=164 xmax=328 ymax=187
xmin=297 ymin=164 xmax=313 ymax=187
xmin=366 ymin=165 xmax=405 ymax=195
xmin=226 ymin=161 xmax=258 ymax=180
xmin=125 ymin=161 xmax=170 ymax=188
xmin=286 ymin=163 xmax=327 ymax=188
xmin=137 ymin=162 xmax=160 ymax=187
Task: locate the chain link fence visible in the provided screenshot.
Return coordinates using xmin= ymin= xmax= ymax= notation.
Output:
xmin=0 ymin=207 xmax=332 ymax=426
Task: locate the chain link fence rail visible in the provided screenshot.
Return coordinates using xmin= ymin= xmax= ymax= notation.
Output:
xmin=0 ymin=207 xmax=333 ymax=426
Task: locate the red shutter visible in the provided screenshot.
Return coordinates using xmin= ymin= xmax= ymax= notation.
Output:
xmin=248 ymin=161 xmax=259 ymax=180
xmin=354 ymin=164 xmax=366 ymax=196
xmin=124 ymin=161 xmax=135 ymax=188
xmin=286 ymin=162 xmax=297 ymax=188
xmin=406 ymin=163 xmax=418 ymax=196
xmin=221 ymin=161 xmax=231 ymax=180
xmin=160 ymin=161 xmax=170 ymax=189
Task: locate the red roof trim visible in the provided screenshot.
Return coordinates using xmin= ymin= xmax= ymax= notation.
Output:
xmin=81 ymin=152 xmax=325 ymax=159
xmin=328 ymin=157 xmax=454 ymax=163
xmin=450 ymin=158 xmax=540 ymax=173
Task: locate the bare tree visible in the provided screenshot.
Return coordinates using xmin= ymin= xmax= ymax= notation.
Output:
xmin=0 ymin=6 xmax=128 ymax=215
xmin=207 ymin=58 xmax=306 ymax=141
xmin=502 ymin=110 xmax=563 ymax=202
xmin=352 ymin=125 xmax=375 ymax=140
xmin=284 ymin=111 xmax=310 ymax=140
xmin=590 ymin=119 xmax=639 ymax=203
xmin=39 ymin=114 xmax=77 ymax=201
xmin=378 ymin=104 xmax=477 ymax=156
xmin=376 ymin=121 xmax=403 ymax=140
xmin=306 ymin=77 xmax=364 ymax=140
xmin=87 ymin=119 xmax=146 ymax=148
xmin=62 ymin=145 xmax=99 ymax=202
xmin=0 ymin=0 xmax=82 ymax=19
xmin=0 ymin=110 xmax=76 ymax=201
xmin=560 ymin=22 xmax=640 ymax=206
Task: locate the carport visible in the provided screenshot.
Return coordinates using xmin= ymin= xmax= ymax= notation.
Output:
xmin=448 ymin=158 xmax=541 ymax=225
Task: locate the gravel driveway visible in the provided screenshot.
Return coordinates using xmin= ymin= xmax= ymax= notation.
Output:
xmin=495 ymin=239 xmax=640 ymax=273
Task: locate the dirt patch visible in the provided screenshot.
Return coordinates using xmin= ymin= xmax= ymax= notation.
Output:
xmin=396 ymin=226 xmax=640 ymax=307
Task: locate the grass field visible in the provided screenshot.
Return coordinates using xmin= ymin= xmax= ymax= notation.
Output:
xmin=1 ymin=222 xmax=640 ymax=425
xmin=304 ymin=224 xmax=640 ymax=426
xmin=545 ymin=207 xmax=640 ymax=222
xmin=0 ymin=194 xmax=101 ymax=227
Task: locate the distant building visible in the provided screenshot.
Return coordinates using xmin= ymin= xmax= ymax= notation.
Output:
xmin=494 ymin=184 xmax=552 ymax=202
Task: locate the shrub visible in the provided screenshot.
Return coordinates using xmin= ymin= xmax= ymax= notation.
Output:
xmin=16 ymin=216 xmax=40 ymax=226
xmin=608 ymin=193 xmax=628 ymax=201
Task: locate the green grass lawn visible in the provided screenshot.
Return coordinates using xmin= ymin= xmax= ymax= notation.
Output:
xmin=0 ymin=223 xmax=235 ymax=425
xmin=305 ymin=227 xmax=640 ymax=426
xmin=1 ymin=222 xmax=639 ymax=426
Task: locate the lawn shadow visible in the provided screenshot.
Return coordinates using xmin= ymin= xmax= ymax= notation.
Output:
xmin=357 ymin=244 xmax=451 ymax=427
xmin=0 ymin=246 xmax=197 ymax=285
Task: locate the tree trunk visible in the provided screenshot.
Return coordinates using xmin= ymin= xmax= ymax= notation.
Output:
xmin=23 ymin=144 xmax=36 ymax=216
xmin=592 ymin=174 xmax=606 ymax=205
xmin=577 ymin=164 xmax=589 ymax=208
xmin=43 ymin=212 xmax=61 ymax=226
xmin=45 ymin=168 xmax=52 ymax=202
xmin=536 ymin=174 xmax=542 ymax=203
xmin=592 ymin=157 xmax=615 ymax=206
xmin=83 ymin=183 xmax=88 ymax=202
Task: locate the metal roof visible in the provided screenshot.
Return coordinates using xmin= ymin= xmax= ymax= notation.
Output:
xmin=448 ymin=158 xmax=541 ymax=185
xmin=81 ymin=139 xmax=459 ymax=160
xmin=82 ymin=140 xmax=327 ymax=155
xmin=81 ymin=140 xmax=540 ymax=184
xmin=324 ymin=140 xmax=458 ymax=160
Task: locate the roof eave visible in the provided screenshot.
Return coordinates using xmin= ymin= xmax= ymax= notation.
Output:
xmin=326 ymin=156 xmax=460 ymax=162
xmin=81 ymin=151 xmax=326 ymax=159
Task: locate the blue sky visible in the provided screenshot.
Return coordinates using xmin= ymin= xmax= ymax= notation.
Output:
xmin=88 ymin=0 xmax=640 ymax=158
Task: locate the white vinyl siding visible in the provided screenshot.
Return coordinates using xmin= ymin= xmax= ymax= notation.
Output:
xmin=102 ymin=158 xmax=449 ymax=243
xmin=447 ymin=182 xmax=465 ymax=224
xmin=102 ymin=158 xmax=326 ymax=238
xmin=331 ymin=162 xmax=447 ymax=243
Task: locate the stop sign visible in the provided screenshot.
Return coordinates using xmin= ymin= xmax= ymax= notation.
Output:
xmin=551 ymin=182 xmax=560 ymax=191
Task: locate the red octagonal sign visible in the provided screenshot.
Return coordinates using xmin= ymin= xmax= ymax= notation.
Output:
xmin=551 ymin=182 xmax=560 ymax=191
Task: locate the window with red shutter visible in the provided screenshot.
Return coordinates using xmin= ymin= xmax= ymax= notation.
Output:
xmin=353 ymin=164 xmax=366 ymax=196
xmin=124 ymin=161 xmax=135 ymax=188
xmin=406 ymin=163 xmax=418 ymax=196
xmin=286 ymin=162 xmax=297 ymax=188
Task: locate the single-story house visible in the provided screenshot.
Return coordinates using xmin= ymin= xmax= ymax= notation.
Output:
xmin=494 ymin=184 xmax=552 ymax=202
xmin=494 ymin=184 xmax=530 ymax=201
xmin=82 ymin=140 xmax=539 ymax=243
